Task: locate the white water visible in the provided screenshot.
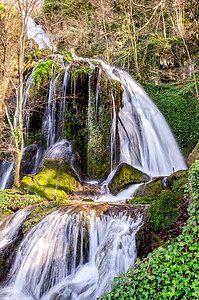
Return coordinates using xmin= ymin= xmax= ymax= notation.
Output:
xmin=0 ymin=208 xmax=31 ymax=249
xmin=0 ymin=161 xmax=14 ymax=190
xmin=26 ymin=17 xmax=51 ymax=50
xmin=0 ymin=208 xmax=142 ymax=299
xmin=100 ymin=61 xmax=187 ymax=177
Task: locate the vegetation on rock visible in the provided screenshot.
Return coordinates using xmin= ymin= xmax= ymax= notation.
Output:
xmin=22 ymin=158 xmax=83 ymax=200
xmin=108 ymin=163 xmax=150 ymax=195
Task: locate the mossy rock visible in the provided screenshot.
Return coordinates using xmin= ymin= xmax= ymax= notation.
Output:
xmin=135 ymin=180 xmax=164 ymax=197
xmin=22 ymin=201 xmax=62 ymax=235
xmin=128 ymin=195 xmax=157 ymax=205
xmin=108 ymin=163 xmax=150 ymax=195
xmin=82 ymin=198 xmax=94 ymax=202
xmin=22 ymin=158 xmax=83 ymax=201
xmin=187 ymin=141 xmax=199 ymax=167
xmin=167 ymin=170 xmax=188 ymax=198
xmin=150 ymin=190 xmax=183 ymax=233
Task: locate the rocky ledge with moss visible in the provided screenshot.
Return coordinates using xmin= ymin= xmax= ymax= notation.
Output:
xmin=108 ymin=163 xmax=150 ymax=195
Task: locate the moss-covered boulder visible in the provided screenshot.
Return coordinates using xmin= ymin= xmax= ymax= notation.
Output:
xmin=167 ymin=170 xmax=188 ymax=198
xmin=135 ymin=180 xmax=164 ymax=197
xmin=108 ymin=163 xmax=150 ymax=195
xmin=22 ymin=158 xmax=83 ymax=201
xmin=187 ymin=141 xmax=199 ymax=167
xmin=150 ymin=190 xmax=183 ymax=233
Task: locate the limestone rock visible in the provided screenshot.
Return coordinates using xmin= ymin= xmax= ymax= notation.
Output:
xmin=108 ymin=163 xmax=150 ymax=195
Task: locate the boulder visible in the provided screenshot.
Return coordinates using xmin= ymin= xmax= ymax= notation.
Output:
xmin=187 ymin=141 xmax=199 ymax=167
xmin=22 ymin=158 xmax=83 ymax=201
xmin=150 ymin=190 xmax=183 ymax=233
xmin=167 ymin=170 xmax=188 ymax=198
xmin=135 ymin=180 xmax=164 ymax=197
xmin=108 ymin=163 xmax=150 ymax=195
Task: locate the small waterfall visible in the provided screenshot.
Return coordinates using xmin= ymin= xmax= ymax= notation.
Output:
xmin=26 ymin=17 xmax=51 ymax=50
xmin=0 ymin=206 xmax=143 ymax=299
xmin=0 ymin=161 xmax=14 ymax=190
xmin=0 ymin=208 xmax=32 ymax=249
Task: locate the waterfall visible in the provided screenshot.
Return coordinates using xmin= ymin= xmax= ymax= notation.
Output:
xmin=26 ymin=17 xmax=51 ymax=50
xmin=0 ymin=206 xmax=143 ymax=299
xmin=100 ymin=61 xmax=187 ymax=176
xmin=0 ymin=161 xmax=14 ymax=190
xmin=0 ymin=208 xmax=32 ymax=249
xmin=0 ymin=55 xmax=187 ymax=190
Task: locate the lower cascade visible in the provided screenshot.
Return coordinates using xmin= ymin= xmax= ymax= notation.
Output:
xmin=0 ymin=205 xmax=144 ymax=300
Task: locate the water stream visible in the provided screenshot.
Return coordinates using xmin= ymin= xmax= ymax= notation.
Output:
xmin=0 ymin=206 xmax=143 ymax=300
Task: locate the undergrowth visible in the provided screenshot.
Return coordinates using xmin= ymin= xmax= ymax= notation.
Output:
xmin=0 ymin=190 xmax=43 ymax=213
xmin=100 ymin=160 xmax=199 ymax=300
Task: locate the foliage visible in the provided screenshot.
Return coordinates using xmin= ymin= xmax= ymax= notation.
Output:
xmin=100 ymin=162 xmax=199 ymax=300
xmin=186 ymin=160 xmax=199 ymax=201
xmin=143 ymin=76 xmax=199 ymax=155
xmin=43 ymin=0 xmax=199 ymax=83
xmin=0 ymin=190 xmax=43 ymax=213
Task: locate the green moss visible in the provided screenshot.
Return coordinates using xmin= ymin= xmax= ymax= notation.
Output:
xmin=129 ymin=195 xmax=157 ymax=204
xmin=150 ymin=190 xmax=183 ymax=233
xmin=22 ymin=201 xmax=62 ymax=235
xmin=22 ymin=159 xmax=82 ymax=200
xmin=82 ymin=198 xmax=94 ymax=202
xmin=168 ymin=170 xmax=188 ymax=198
xmin=108 ymin=163 xmax=150 ymax=195
xmin=135 ymin=180 xmax=164 ymax=197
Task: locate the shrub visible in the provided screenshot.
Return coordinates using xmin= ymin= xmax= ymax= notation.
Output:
xmin=0 ymin=190 xmax=43 ymax=213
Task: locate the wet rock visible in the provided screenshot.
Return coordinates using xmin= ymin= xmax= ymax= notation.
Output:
xmin=108 ymin=163 xmax=150 ymax=195
xmin=135 ymin=205 xmax=152 ymax=259
xmin=20 ymin=144 xmax=38 ymax=177
xmin=135 ymin=180 xmax=164 ymax=197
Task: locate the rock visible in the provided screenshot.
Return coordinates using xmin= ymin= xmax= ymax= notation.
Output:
xmin=22 ymin=158 xmax=83 ymax=201
xmin=150 ymin=190 xmax=183 ymax=233
xmin=108 ymin=163 xmax=150 ymax=195
xmin=135 ymin=206 xmax=152 ymax=259
xmin=167 ymin=170 xmax=188 ymax=198
xmin=187 ymin=141 xmax=199 ymax=167
xmin=135 ymin=180 xmax=164 ymax=197
xmin=20 ymin=144 xmax=38 ymax=177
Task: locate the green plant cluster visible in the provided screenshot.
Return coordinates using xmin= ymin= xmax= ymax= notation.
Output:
xmin=186 ymin=160 xmax=199 ymax=201
xmin=144 ymin=76 xmax=199 ymax=155
xmin=32 ymin=60 xmax=53 ymax=90
xmin=100 ymin=162 xmax=199 ymax=300
xmin=0 ymin=190 xmax=43 ymax=213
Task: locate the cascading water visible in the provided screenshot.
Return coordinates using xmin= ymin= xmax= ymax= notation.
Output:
xmin=99 ymin=61 xmax=187 ymax=176
xmin=0 ymin=208 xmax=32 ymax=249
xmin=0 ymin=206 xmax=143 ymax=300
